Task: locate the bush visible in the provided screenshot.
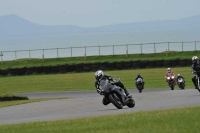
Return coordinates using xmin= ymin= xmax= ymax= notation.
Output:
xmin=0 ymin=94 xmax=29 ymax=102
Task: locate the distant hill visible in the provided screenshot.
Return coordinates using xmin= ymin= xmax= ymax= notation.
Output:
xmin=1 ymin=14 xmax=200 ymax=38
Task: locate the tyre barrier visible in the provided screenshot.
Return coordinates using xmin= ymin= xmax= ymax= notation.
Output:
xmin=1 ymin=69 xmax=9 ymax=76
xmin=26 ymin=67 xmax=35 ymax=75
xmin=124 ymin=61 xmax=132 ymax=69
xmin=116 ymin=61 xmax=124 ymax=70
xmin=164 ymin=60 xmax=171 ymax=67
xmin=179 ymin=59 xmax=187 ymax=67
xmin=107 ymin=62 xmax=116 ymax=70
xmin=83 ymin=63 xmax=92 ymax=72
xmin=156 ymin=60 xmax=164 ymax=67
xmin=91 ymin=62 xmax=100 ymax=71
xmin=17 ymin=67 xmax=26 ymax=75
xmin=51 ymin=65 xmax=59 ymax=73
xmin=58 ymin=64 xmax=67 ymax=73
xmin=148 ymin=60 xmax=156 ymax=68
xmin=43 ymin=66 xmax=51 ymax=74
xmin=187 ymin=59 xmax=192 ymax=66
xmin=9 ymin=68 xmax=18 ymax=76
xmin=75 ymin=63 xmax=83 ymax=72
xmin=132 ymin=60 xmax=140 ymax=68
xmin=140 ymin=60 xmax=148 ymax=68
xmin=35 ymin=66 xmax=43 ymax=74
xmin=0 ymin=59 xmax=192 ymax=76
xmin=67 ymin=64 xmax=75 ymax=72
xmin=170 ymin=59 xmax=179 ymax=67
xmin=99 ymin=62 xmax=108 ymax=70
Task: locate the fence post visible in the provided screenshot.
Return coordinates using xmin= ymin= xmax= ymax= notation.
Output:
xmin=71 ymin=47 xmax=72 ymax=57
xmin=29 ymin=50 xmax=31 ymax=60
xmin=42 ymin=49 xmax=44 ymax=62
xmin=195 ymin=41 xmax=196 ymax=51
xmin=140 ymin=44 xmax=142 ymax=54
xmin=154 ymin=43 xmax=156 ymax=53
xmin=57 ymin=48 xmax=59 ymax=58
xmin=168 ymin=42 xmax=169 ymax=51
xmin=15 ymin=51 xmax=17 ymax=60
xmin=99 ymin=46 xmax=100 ymax=56
xmin=0 ymin=51 xmax=3 ymax=64
xmin=126 ymin=44 xmax=128 ymax=57
xmin=182 ymin=42 xmax=183 ymax=52
xmin=84 ymin=46 xmax=86 ymax=59
xmin=113 ymin=45 xmax=114 ymax=55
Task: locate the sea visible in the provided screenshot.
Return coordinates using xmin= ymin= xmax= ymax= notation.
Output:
xmin=0 ymin=31 xmax=200 ymax=61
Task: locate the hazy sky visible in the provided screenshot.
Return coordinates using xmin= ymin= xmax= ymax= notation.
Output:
xmin=0 ymin=0 xmax=200 ymax=27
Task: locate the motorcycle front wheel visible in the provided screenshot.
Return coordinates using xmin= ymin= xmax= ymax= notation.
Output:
xmin=108 ymin=92 xmax=123 ymax=109
xmin=137 ymin=84 xmax=143 ymax=93
xmin=180 ymin=84 xmax=185 ymax=89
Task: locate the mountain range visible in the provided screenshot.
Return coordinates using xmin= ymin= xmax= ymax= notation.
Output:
xmin=0 ymin=14 xmax=200 ymax=38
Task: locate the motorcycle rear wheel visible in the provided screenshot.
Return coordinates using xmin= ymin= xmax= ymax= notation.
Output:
xmin=126 ymin=99 xmax=135 ymax=108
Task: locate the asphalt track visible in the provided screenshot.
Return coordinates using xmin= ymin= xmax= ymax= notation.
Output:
xmin=0 ymin=88 xmax=200 ymax=125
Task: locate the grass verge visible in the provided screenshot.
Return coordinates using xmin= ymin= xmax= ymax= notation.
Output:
xmin=0 ymin=97 xmax=68 ymax=108
xmin=0 ymin=106 xmax=199 ymax=133
xmin=0 ymin=67 xmax=195 ymax=94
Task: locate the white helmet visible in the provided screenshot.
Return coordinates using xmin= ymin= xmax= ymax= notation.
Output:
xmin=177 ymin=74 xmax=180 ymax=76
xmin=192 ymin=56 xmax=199 ymax=64
xmin=167 ymin=68 xmax=171 ymax=73
xmin=95 ymin=70 xmax=104 ymax=81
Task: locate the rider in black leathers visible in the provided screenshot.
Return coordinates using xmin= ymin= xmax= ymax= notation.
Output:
xmin=94 ymin=70 xmax=131 ymax=105
xmin=135 ymin=74 xmax=145 ymax=88
xmin=191 ymin=56 xmax=200 ymax=89
xmin=176 ymin=74 xmax=185 ymax=83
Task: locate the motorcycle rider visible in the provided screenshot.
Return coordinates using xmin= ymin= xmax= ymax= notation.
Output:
xmin=176 ymin=74 xmax=185 ymax=88
xmin=176 ymin=74 xmax=185 ymax=83
xmin=191 ymin=56 xmax=200 ymax=89
xmin=165 ymin=68 xmax=176 ymax=82
xmin=135 ymin=74 xmax=145 ymax=88
xmin=94 ymin=70 xmax=131 ymax=105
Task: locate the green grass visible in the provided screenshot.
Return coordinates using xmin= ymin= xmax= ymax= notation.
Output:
xmin=0 ymin=51 xmax=199 ymax=69
xmin=0 ymin=106 xmax=199 ymax=133
xmin=0 ymin=66 xmax=195 ymax=94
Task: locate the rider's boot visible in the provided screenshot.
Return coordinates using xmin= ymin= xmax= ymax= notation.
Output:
xmin=195 ymin=84 xmax=198 ymax=89
xmin=123 ymin=88 xmax=132 ymax=98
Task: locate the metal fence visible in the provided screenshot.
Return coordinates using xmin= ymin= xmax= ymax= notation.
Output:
xmin=1 ymin=41 xmax=200 ymax=61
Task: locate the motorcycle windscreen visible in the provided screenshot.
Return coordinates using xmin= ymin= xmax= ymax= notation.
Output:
xmin=99 ymin=79 xmax=112 ymax=92
xmin=167 ymin=73 xmax=173 ymax=77
xmin=137 ymin=78 xmax=143 ymax=82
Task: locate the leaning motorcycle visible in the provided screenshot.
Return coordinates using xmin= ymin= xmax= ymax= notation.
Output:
xmin=136 ymin=78 xmax=144 ymax=93
xmin=166 ymin=74 xmax=176 ymax=90
xmin=99 ymin=78 xmax=135 ymax=109
xmin=177 ymin=77 xmax=185 ymax=89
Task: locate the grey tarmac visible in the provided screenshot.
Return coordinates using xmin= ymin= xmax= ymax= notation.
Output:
xmin=0 ymin=88 xmax=200 ymax=125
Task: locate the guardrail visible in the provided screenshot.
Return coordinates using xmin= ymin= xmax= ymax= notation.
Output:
xmin=0 ymin=41 xmax=200 ymax=61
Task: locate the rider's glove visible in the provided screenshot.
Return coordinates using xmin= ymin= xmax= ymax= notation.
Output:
xmin=97 ymin=89 xmax=101 ymax=93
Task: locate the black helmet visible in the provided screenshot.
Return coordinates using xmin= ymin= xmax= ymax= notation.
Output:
xmin=137 ymin=74 xmax=141 ymax=78
xmin=95 ymin=70 xmax=104 ymax=81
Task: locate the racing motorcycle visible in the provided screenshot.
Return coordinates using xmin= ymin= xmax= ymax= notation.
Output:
xmin=136 ymin=78 xmax=144 ymax=93
xmin=166 ymin=74 xmax=176 ymax=90
xmin=177 ymin=77 xmax=185 ymax=89
xmin=99 ymin=78 xmax=135 ymax=109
